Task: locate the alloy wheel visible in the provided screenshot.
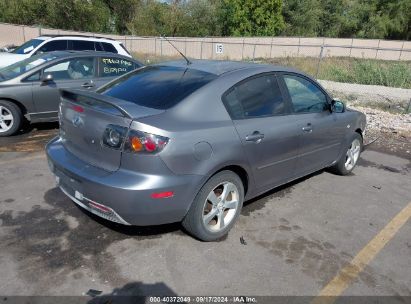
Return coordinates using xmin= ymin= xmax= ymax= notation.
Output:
xmin=202 ymin=181 xmax=240 ymax=232
xmin=0 ymin=106 xmax=14 ymax=133
xmin=345 ymin=138 xmax=361 ymax=171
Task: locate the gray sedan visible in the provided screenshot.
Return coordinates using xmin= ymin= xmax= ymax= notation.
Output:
xmin=0 ymin=51 xmax=142 ymax=136
xmin=46 ymin=60 xmax=366 ymax=241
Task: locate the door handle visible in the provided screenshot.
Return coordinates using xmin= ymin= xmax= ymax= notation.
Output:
xmin=245 ymin=131 xmax=264 ymax=143
xmin=81 ymin=82 xmax=95 ymax=88
xmin=302 ymin=123 xmax=312 ymax=133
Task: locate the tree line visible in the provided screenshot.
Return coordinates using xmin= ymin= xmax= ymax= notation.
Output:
xmin=0 ymin=0 xmax=409 ymax=40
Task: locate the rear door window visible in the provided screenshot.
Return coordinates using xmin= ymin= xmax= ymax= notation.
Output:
xmin=71 ymin=40 xmax=95 ymax=51
xmin=98 ymin=66 xmax=217 ymax=109
xmin=37 ymin=40 xmax=68 ymax=53
xmin=98 ymin=57 xmax=137 ymax=77
xmin=223 ymin=74 xmax=286 ymax=119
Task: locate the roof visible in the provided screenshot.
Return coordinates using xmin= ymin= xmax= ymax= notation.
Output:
xmin=38 ymin=35 xmax=115 ymax=42
xmin=157 ymin=59 xmax=298 ymax=76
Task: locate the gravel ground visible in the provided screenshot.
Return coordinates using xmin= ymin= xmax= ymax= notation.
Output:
xmin=319 ymin=80 xmax=411 ymax=158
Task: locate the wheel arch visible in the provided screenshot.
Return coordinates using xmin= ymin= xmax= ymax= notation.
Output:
xmin=0 ymin=98 xmax=29 ymax=120
xmin=355 ymin=128 xmax=363 ymax=138
xmin=213 ymin=165 xmax=250 ymax=196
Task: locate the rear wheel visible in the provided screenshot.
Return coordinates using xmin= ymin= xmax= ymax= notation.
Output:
xmin=183 ymin=171 xmax=244 ymax=241
xmin=0 ymin=100 xmax=22 ymax=137
xmin=331 ymin=133 xmax=362 ymax=175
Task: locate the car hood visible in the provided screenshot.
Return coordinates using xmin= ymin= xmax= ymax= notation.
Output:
xmin=0 ymin=53 xmax=26 ymax=69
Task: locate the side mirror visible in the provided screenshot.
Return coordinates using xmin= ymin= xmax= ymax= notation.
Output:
xmin=41 ymin=73 xmax=53 ymax=83
xmin=331 ymin=99 xmax=345 ymax=113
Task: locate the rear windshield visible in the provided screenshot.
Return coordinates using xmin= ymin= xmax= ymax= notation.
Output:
xmin=97 ymin=66 xmax=217 ymax=109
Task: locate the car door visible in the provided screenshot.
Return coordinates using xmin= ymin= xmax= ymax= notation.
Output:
xmin=280 ymin=73 xmax=347 ymax=176
xmin=93 ymin=56 xmax=140 ymax=88
xmin=31 ymin=56 xmax=96 ymax=117
xmin=223 ymin=73 xmax=300 ymax=191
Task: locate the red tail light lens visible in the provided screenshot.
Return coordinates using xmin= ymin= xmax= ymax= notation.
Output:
xmin=124 ymin=130 xmax=169 ymax=154
xmin=72 ymin=105 xmax=84 ymax=113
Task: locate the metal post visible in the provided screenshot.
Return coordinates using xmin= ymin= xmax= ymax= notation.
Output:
xmin=154 ymin=37 xmax=157 ymax=56
xmin=399 ymin=41 xmax=404 ymax=60
xmin=270 ymin=37 xmax=274 ymax=59
xmin=200 ymin=38 xmax=203 ymax=60
xmin=316 ymin=45 xmax=324 ymax=78
xmin=252 ymin=44 xmax=256 ymax=62
xmin=375 ymin=39 xmax=380 ymax=59
xmin=131 ymin=31 xmax=134 ymax=54
xmin=297 ymin=37 xmax=301 ymax=56
xmin=211 ymin=38 xmax=215 ymax=59
xmin=349 ymin=38 xmax=353 ymax=57
xmin=160 ymin=39 xmax=163 ymax=57
xmin=241 ymin=38 xmax=245 ymax=60
xmin=22 ymin=25 xmax=26 ymax=42
xmin=38 ymin=26 xmax=42 ymax=36
xmin=184 ymin=38 xmax=187 ymax=56
xmin=406 ymin=98 xmax=411 ymax=114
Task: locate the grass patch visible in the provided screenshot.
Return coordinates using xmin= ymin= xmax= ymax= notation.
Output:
xmin=263 ymin=57 xmax=411 ymax=89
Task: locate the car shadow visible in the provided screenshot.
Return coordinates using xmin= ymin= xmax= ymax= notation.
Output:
xmin=73 ymin=201 xmax=182 ymax=237
xmin=87 ymin=281 xmax=182 ymax=304
xmin=242 ymin=169 xmax=325 ymax=215
xmin=0 ymin=121 xmax=58 ymax=152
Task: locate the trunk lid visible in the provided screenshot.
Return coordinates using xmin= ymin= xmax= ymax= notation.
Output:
xmin=59 ymin=89 xmax=164 ymax=172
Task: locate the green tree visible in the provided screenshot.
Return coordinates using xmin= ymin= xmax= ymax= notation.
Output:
xmin=0 ymin=0 xmax=112 ymax=33
xmin=221 ymin=0 xmax=284 ymax=36
xmin=282 ymin=0 xmax=322 ymax=36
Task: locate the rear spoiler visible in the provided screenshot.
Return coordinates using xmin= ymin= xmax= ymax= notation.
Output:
xmin=60 ymin=89 xmax=164 ymax=119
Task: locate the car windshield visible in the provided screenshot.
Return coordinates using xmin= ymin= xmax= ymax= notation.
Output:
xmin=98 ymin=66 xmax=217 ymax=110
xmin=0 ymin=53 xmax=57 ymax=81
xmin=12 ymin=39 xmax=44 ymax=54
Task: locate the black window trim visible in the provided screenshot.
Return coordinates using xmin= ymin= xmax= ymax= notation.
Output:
xmin=278 ymin=72 xmax=332 ymax=115
xmin=221 ymin=72 xmax=293 ymax=120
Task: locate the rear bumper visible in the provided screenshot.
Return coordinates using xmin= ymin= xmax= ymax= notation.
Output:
xmin=46 ymin=137 xmax=205 ymax=226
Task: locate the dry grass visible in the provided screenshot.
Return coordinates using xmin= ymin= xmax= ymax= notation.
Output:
xmin=263 ymin=57 xmax=411 ymax=89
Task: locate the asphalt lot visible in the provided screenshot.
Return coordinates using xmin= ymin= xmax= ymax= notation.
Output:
xmin=0 ymin=126 xmax=410 ymax=301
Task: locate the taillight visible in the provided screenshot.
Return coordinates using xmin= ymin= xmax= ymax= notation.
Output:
xmin=102 ymin=125 xmax=127 ymax=149
xmin=72 ymin=105 xmax=84 ymax=113
xmin=124 ymin=130 xmax=168 ymax=154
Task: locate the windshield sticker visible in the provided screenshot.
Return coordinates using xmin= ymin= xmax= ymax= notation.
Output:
xmin=102 ymin=58 xmax=132 ymax=74
xmin=23 ymin=45 xmax=34 ymax=54
xmin=102 ymin=58 xmax=132 ymax=66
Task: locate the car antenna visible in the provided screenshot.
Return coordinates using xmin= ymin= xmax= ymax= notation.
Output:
xmin=161 ymin=35 xmax=192 ymax=65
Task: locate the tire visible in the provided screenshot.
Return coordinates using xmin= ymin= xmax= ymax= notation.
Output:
xmin=0 ymin=100 xmax=22 ymax=137
xmin=182 ymin=170 xmax=244 ymax=241
xmin=331 ymin=132 xmax=363 ymax=175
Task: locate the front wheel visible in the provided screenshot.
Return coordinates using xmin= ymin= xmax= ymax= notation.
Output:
xmin=0 ymin=100 xmax=22 ymax=137
xmin=331 ymin=133 xmax=363 ymax=175
xmin=182 ymin=171 xmax=244 ymax=241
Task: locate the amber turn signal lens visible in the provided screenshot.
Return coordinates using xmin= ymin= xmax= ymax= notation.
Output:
xmin=130 ymin=136 xmax=143 ymax=152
